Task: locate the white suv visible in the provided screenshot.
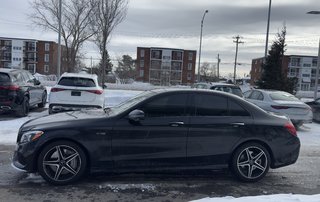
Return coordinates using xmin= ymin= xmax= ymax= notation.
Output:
xmin=49 ymin=73 xmax=104 ymax=114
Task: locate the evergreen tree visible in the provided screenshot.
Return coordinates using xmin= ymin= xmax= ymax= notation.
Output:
xmin=257 ymin=26 xmax=297 ymax=94
xmin=115 ymin=55 xmax=136 ymax=82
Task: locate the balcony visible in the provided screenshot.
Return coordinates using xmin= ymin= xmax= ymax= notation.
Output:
xmin=26 ymin=47 xmax=37 ymax=52
xmin=1 ymin=57 xmax=11 ymax=61
xmin=24 ymin=57 xmax=37 ymax=63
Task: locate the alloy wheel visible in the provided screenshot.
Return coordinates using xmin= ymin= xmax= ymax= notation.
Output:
xmin=42 ymin=145 xmax=81 ymax=182
xmin=236 ymin=146 xmax=268 ymax=180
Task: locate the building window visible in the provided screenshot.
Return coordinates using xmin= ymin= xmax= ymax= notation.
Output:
xmin=312 ymin=58 xmax=318 ymax=67
xmin=290 ymin=58 xmax=301 ymax=67
xmin=187 ymin=73 xmax=192 ymax=80
xmin=27 ymin=64 xmax=36 ymax=74
xmin=44 ymin=65 xmax=49 ymax=73
xmin=188 ymin=52 xmax=193 ymax=60
xmin=45 ymin=43 xmax=50 ymax=51
xmin=140 ymin=70 xmax=144 ymax=77
xmin=188 ymin=63 xmax=192 ymax=70
xmin=140 ymin=60 xmax=144 ymax=68
xmin=172 ymin=51 xmax=182 ymax=60
xmin=303 ymin=63 xmax=311 ymax=67
xmin=140 ymin=49 xmax=145 ymax=58
xmin=151 ymin=50 xmax=161 ymax=59
xmin=45 ymin=54 xmax=49 ymax=62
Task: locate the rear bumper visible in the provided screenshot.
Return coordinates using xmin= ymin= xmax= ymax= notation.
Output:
xmin=290 ymin=111 xmax=313 ymax=124
xmin=271 ymin=137 xmax=300 ymax=169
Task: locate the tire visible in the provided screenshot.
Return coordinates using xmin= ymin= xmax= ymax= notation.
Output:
xmin=37 ymin=140 xmax=87 ymax=185
xmin=48 ymin=105 xmax=54 ymax=114
xmin=38 ymin=92 xmax=47 ymax=108
xmin=231 ymin=142 xmax=270 ymax=182
xmin=16 ymin=96 xmax=29 ymax=117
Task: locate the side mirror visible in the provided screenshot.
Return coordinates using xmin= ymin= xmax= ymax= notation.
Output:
xmin=34 ymin=79 xmax=41 ymax=85
xmin=128 ymin=109 xmax=145 ymax=122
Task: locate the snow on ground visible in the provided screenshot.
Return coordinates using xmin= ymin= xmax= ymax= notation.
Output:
xmin=191 ymin=194 xmax=320 ymax=202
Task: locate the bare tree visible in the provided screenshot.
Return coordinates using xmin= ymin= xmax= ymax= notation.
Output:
xmin=30 ymin=0 xmax=95 ymax=73
xmin=90 ymin=0 xmax=128 ymax=85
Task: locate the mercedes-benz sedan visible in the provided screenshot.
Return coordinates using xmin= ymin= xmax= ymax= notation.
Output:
xmin=13 ymin=89 xmax=300 ymax=185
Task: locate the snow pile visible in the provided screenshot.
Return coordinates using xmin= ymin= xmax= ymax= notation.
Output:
xmin=98 ymin=183 xmax=156 ymax=192
xmin=190 ymin=194 xmax=320 ymax=202
xmin=104 ymin=89 xmax=142 ymax=107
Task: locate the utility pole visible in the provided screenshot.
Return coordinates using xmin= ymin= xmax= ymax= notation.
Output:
xmin=233 ymin=35 xmax=244 ymax=84
xmin=217 ymin=54 xmax=220 ymax=80
xmin=90 ymin=56 xmax=93 ymax=74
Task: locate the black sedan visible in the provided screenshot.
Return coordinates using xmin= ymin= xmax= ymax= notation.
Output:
xmin=306 ymin=98 xmax=320 ymax=122
xmin=13 ymin=89 xmax=300 ymax=185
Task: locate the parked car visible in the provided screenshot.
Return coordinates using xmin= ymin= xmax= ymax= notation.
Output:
xmin=305 ymin=98 xmax=320 ymax=122
xmin=48 ymin=73 xmax=104 ymax=114
xmin=0 ymin=68 xmax=47 ymax=117
xmin=244 ymin=89 xmax=313 ymax=127
xmin=193 ymin=82 xmax=243 ymax=97
xmin=13 ymin=89 xmax=300 ymax=185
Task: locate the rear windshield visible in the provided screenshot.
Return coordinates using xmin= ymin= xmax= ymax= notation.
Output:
xmin=269 ymin=92 xmax=299 ymax=101
xmin=231 ymin=88 xmax=243 ymax=97
xmin=0 ymin=73 xmax=11 ymax=83
xmin=58 ymin=77 xmax=96 ymax=87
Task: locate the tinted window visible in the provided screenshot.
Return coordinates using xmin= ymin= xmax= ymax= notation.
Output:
xmin=194 ymin=94 xmax=228 ymax=116
xmin=228 ymin=99 xmax=250 ymax=116
xmin=243 ymin=90 xmax=252 ymax=98
xmin=58 ymin=77 xmax=96 ymax=87
xmin=269 ymin=92 xmax=298 ymax=101
xmin=231 ymin=88 xmax=243 ymax=97
xmin=141 ymin=93 xmax=187 ymax=117
xmin=0 ymin=73 xmax=11 ymax=83
xmin=249 ymin=91 xmax=263 ymax=100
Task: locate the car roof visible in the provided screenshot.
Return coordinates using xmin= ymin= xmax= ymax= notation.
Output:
xmin=254 ymin=89 xmax=291 ymax=94
xmin=149 ymin=88 xmax=240 ymax=98
xmin=0 ymin=68 xmax=22 ymax=74
xmin=210 ymin=82 xmax=239 ymax=87
xmin=60 ymin=73 xmax=98 ymax=79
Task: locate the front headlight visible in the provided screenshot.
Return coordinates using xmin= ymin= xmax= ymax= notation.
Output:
xmin=20 ymin=131 xmax=44 ymax=144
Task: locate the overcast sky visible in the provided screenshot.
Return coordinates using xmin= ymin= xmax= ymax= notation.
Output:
xmin=1 ymin=0 xmax=320 ymax=77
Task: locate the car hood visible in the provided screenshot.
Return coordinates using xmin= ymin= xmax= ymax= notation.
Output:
xmin=21 ymin=109 xmax=107 ymax=130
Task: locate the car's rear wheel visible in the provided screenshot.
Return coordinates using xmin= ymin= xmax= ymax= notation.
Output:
xmin=231 ymin=142 xmax=270 ymax=182
xmin=16 ymin=96 xmax=29 ymax=117
xmin=38 ymin=92 xmax=47 ymax=108
xmin=37 ymin=140 xmax=87 ymax=185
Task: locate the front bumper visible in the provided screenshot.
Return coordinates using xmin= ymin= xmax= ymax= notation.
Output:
xmin=12 ymin=142 xmax=38 ymax=173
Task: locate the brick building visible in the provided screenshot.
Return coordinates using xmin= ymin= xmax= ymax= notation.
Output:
xmin=251 ymin=55 xmax=319 ymax=91
xmin=136 ymin=47 xmax=197 ymax=85
xmin=0 ymin=37 xmax=70 ymax=75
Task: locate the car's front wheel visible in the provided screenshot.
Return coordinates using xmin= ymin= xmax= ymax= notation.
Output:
xmin=37 ymin=140 xmax=87 ymax=185
xmin=231 ymin=142 xmax=270 ymax=182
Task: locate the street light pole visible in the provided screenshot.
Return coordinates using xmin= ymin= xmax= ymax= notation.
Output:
xmin=307 ymin=11 xmax=320 ymax=100
xmin=264 ymin=0 xmax=272 ymax=59
xmin=57 ymin=0 xmax=62 ymax=79
xmin=197 ymin=10 xmax=208 ymax=82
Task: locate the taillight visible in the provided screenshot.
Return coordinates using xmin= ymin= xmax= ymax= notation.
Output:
xmin=284 ymin=122 xmax=297 ymax=136
xmin=271 ymin=105 xmax=290 ymax=110
xmin=86 ymin=90 xmax=103 ymax=95
xmin=50 ymin=88 xmax=65 ymax=92
xmin=0 ymin=85 xmax=20 ymax=91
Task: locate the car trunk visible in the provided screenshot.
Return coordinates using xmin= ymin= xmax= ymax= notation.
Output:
xmin=273 ymin=100 xmax=311 ymax=115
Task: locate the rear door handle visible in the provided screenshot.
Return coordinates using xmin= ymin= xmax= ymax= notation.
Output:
xmin=169 ymin=122 xmax=184 ymax=127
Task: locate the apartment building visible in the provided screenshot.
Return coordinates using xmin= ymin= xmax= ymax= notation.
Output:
xmin=0 ymin=37 xmax=70 ymax=75
xmin=136 ymin=47 xmax=197 ymax=85
xmin=251 ymin=55 xmax=318 ymax=91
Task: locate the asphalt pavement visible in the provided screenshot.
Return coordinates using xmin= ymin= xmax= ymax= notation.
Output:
xmin=0 ymin=141 xmax=319 ymax=202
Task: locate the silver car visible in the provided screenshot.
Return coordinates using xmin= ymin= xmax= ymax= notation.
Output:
xmin=244 ymin=89 xmax=313 ymax=127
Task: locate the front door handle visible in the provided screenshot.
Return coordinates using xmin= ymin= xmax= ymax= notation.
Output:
xmin=230 ymin=122 xmax=245 ymax=127
xmin=169 ymin=122 xmax=184 ymax=127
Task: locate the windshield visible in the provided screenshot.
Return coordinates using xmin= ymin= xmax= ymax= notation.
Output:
xmin=269 ymin=92 xmax=299 ymax=101
xmin=107 ymin=91 xmax=156 ymax=115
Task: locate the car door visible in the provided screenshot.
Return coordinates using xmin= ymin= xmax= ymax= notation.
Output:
xmin=20 ymin=71 xmax=37 ymax=105
xmin=112 ymin=92 xmax=190 ymax=170
xmin=187 ymin=92 xmax=253 ymax=167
